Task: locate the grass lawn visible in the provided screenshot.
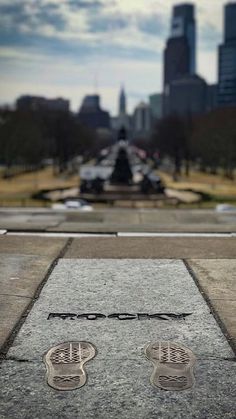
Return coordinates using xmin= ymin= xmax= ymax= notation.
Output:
xmin=0 ymin=167 xmax=79 ymax=207
xmin=0 ymin=166 xmax=235 ymax=208
xmin=158 ymin=170 xmax=236 ymax=205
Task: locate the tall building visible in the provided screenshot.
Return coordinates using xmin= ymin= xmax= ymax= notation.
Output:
xmin=133 ymin=102 xmax=152 ymax=138
xmin=171 ymin=4 xmax=196 ymax=74
xmin=164 ymin=3 xmax=196 ymax=87
xmin=224 ymin=2 xmax=236 ymax=42
xmin=111 ymin=87 xmax=131 ymax=140
xmin=149 ymin=94 xmax=163 ymax=120
xmin=163 ymin=3 xmax=196 ymax=115
xmin=167 ymin=75 xmax=207 ymax=116
xmin=207 ymin=84 xmax=218 ymax=112
xmin=218 ymin=3 xmax=236 ymax=107
xmin=119 ymin=87 xmax=126 ymax=115
xmin=164 ymin=36 xmax=190 ymax=87
xmin=78 ymin=95 xmax=110 ymax=130
xmin=16 ymin=95 xmax=70 ymax=112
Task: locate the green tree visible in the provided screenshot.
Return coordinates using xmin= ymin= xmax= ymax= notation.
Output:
xmin=191 ymin=108 xmax=236 ymax=178
xmin=0 ymin=110 xmax=44 ymax=174
xmin=151 ymin=115 xmax=187 ymax=179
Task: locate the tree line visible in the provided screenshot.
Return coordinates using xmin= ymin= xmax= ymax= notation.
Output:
xmin=0 ymin=108 xmax=108 ymax=176
xmin=150 ymin=107 xmax=236 ymax=179
xmin=1 ymin=106 xmax=236 ymax=180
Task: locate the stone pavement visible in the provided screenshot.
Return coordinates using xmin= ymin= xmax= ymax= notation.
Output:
xmin=0 ymin=207 xmax=236 ymax=233
xmin=0 ymin=208 xmax=236 ymax=418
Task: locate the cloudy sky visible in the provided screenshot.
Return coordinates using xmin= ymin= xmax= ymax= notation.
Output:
xmin=0 ymin=0 xmax=227 ymax=114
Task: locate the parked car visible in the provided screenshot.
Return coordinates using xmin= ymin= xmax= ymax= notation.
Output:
xmin=52 ymin=199 xmax=93 ymax=211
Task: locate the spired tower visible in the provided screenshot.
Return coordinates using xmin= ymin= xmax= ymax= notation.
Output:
xmin=119 ymin=86 xmax=126 ymax=115
xmin=111 ymin=86 xmax=131 ymax=141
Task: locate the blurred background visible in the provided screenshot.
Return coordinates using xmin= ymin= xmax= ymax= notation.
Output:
xmin=0 ymin=0 xmax=236 ymax=210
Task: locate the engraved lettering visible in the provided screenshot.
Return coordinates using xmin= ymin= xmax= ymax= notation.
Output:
xmin=47 ymin=312 xmax=193 ymax=321
xmin=149 ymin=314 xmax=169 ymax=321
xmin=137 ymin=313 xmax=150 ymax=320
xmin=77 ymin=313 xmax=106 ymax=321
xmin=47 ymin=313 xmax=77 ymax=320
xmin=108 ymin=313 xmax=137 ymax=320
xmin=161 ymin=313 xmax=192 ymax=320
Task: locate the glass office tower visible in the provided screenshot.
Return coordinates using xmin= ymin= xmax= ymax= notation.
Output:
xmin=218 ymin=3 xmax=236 ymax=107
xmin=171 ymin=4 xmax=196 ymax=74
xmin=163 ymin=3 xmax=196 ymax=114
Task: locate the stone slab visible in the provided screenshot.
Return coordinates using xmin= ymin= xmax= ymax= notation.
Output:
xmin=8 ymin=260 xmax=234 ymax=361
xmin=187 ymin=259 xmax=236 ymax=349
xmin=0 ymin=254 xmax=53 ymax=298
xmin=139 ymin=209 xmax=222 ymax=225
xmin=0 ymin=359 xmax=235 ymax=419
xmin=0 ymin=213 xmax=64 ymax=223
xmin=0 ymin=212 xmax=63 ymax=231
xmin=0 ymin=222 xmax=58 ymax=231
xmin=65 ymin=212 xmax=105 ymax=222
xmin=49 ymin=222 xmax=236 ymax=233
xmin=0 ymin=295 xmax=30 ymax=349
xmin=64 ymin=237 xmax=236 ymax=259
xmin=102 ymin=211 xmax=141 ymax=224
xmin=64 ymin=211 xmax=140 ymax=224
xmin=0 ymin=236 xmax=67 ymax=257
xmin=187 ymin=259 xmax=236 ymax=300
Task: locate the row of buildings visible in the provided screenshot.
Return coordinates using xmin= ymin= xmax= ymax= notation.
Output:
xmin=163 ymin=2 xmax=236 ymax=116
xmin=78 ymin=89 xmax=153 ymax=140
xmin=78 ymin=0 xmax=236 ymax=140
xmin=16 ymin=89 xmax=153 ymax=140
xmin=16 ymin=2 xmax=236 ymax=141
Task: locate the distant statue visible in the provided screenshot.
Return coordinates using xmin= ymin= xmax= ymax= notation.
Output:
xmin=110 ymin=148 xmax=133 ymax=184
xmin=118 ymin=126 xmax=127 ymax=142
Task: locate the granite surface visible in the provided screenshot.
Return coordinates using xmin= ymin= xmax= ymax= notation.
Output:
xmin=0 ymin=359 xmax=235 ymax=419
xmin=8 ymin=259 xmax=234 ymax=360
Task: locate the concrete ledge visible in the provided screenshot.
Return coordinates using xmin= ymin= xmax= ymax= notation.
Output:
xmin=0 ymin=236 xmax=67 ymax=257
xmin=49 ymin=222 xmax=236 ymax=233
xmin=64 ymin=237 xmax=236 ymax=259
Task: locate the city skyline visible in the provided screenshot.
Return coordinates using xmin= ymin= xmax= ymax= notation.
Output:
xmin=0 ymin=0 xmax=231 ymax=114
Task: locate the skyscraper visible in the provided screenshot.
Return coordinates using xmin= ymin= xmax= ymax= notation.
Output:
xmin=149 ymin=93 xmax=163 ymax=120
xmin=164 ymin=3 xmax=196 ymax=89
xmin=168 ymin=75 xmax=207 ymax=116
xmin=164 ymin=36 xmax=190 ymax=87
xmin=119 ymin=87 xmax=126 ymax=115
xmin=218 ymin=3 xmax=236 ymax=107
xmin=163 ymin=3 xmax=196 ymax=115
xmin=111 ymin=87 xmax=131 ymax=140
xmin=171 ymin=4 xmax=196 ymax=74
xmin=78 ymin=95 xmax=110 ymax=130
xmin=224 ymin=2 xmax=236 ymax=42
xmin=133 ymin=102 xmax=152 ymax=138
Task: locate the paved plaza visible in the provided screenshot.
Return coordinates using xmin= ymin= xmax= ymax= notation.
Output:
xmin=0 ymin=208 xmax=235 ymax=418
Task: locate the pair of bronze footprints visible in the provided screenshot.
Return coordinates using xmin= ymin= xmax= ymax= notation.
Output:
xmin=43 ymin=341 xmax=196 ymax=392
